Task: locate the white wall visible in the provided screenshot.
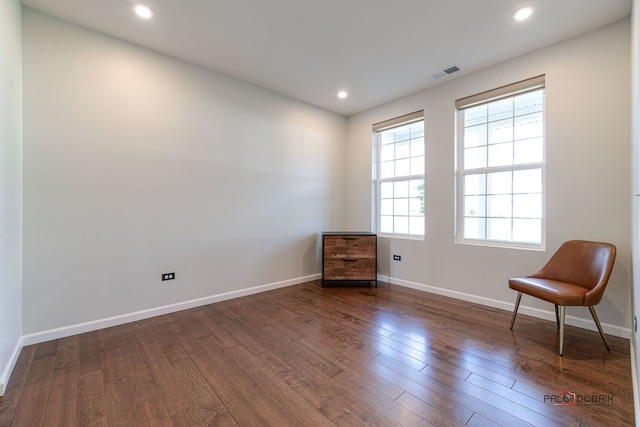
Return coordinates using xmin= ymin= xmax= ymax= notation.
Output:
xmin=22 ymin=9 xmax=347 ymax=338
xmin=0 ymin=0 xmax=23 ymax=396
xmin=347 ymin=20 xmax=632 ymax=336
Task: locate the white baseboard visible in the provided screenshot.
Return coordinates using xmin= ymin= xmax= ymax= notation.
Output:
xmin=631 ymin=341 xmax=640 ymax=427
xmin=22 ymin=274 xmax=321 ymax=346
xmin=0 ymin=336 xmax=24 ymax=396
xmin=379 ymin=274 xmax=631 ymax=339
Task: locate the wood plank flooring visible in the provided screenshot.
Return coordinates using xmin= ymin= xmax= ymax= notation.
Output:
xmin=0 ymin=280 xmax=634 ymax=426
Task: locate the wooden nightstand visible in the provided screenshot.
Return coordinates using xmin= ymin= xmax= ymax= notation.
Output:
xmin=322 ymin=232 xmax=377 ymax=287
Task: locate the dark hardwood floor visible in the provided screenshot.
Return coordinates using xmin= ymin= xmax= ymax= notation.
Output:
xmin=0 ymin=280 xmax=634 ymax=426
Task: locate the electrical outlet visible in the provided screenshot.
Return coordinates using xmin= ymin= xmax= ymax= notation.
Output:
xmin=393 ymin=255 xmax=401 ymax=261
xmin=162 ymin=272 xmax=175 ymax=281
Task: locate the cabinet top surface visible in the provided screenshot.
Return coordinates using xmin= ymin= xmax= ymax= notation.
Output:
xmin=322 ymin=231 xmax=376 ymax=236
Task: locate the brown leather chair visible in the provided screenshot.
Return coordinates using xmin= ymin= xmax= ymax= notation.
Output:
xmin=509 ymin=240 xmax=616 ymax=356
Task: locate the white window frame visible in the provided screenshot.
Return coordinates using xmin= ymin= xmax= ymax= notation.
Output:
xmin=455 ymin=76 xmax=546 ymax=250
xmin=373 ymin=111 xmax=425 ymax=239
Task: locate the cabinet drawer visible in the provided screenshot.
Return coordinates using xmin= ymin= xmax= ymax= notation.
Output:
xmin=323 ymin=258 xmax=376 ymax=280
xmin=323 ymin=235 xmax=376 ymax=259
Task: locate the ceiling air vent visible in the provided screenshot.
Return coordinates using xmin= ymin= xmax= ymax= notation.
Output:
xmin=430 ymin=65 xmax=461 ymax=80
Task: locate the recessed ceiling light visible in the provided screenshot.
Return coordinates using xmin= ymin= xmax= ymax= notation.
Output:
xmin=133 ymin=4 xmax=153 ymax=19
xmin=337 ymin=91 xmax=348 ymax=99
xmin=513 ymin=6 xmax=533 ymax=21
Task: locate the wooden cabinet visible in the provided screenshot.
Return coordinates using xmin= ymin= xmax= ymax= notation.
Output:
xmin=322 ymin=232 xmax=377 ymax=287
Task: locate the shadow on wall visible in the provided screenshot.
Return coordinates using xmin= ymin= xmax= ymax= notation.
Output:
xmin=304 ymin=233 xmax=319 ymax=276
xmin=377 ymin=237 xmax=391 ymax=278
xmin=598 ymin=259 xmax=632 ymax=328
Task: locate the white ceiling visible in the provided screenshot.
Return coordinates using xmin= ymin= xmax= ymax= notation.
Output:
xmin=21 ymin=0 xmax=632 ymax=116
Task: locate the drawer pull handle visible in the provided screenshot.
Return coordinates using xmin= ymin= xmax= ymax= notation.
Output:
xmin=343 ymin=259 xmax=357 ymax=262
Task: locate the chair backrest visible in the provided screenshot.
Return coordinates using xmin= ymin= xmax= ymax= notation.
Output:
xmin=533 ymin=240 xmax=616 ymax=305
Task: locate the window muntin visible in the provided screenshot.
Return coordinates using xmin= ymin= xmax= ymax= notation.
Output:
xmin=456 ymin=81 xmax=544 ymax=248
xmin=374 ymin=114 xmax=425 ymax=238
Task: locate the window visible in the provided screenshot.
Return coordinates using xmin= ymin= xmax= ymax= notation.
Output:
xmin=374 ymin=111 xmax=425 ymax=238
xmin=456 ymin=76 xmax=545 ymax=248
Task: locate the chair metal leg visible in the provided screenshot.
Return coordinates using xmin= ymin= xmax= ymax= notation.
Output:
xmin=510 ymin=292 xmax=522 ymax=330
xmin=588 ymin=306 xmax=611 ymax=351
xmin=555 ymin=305 xmax=560 ymax=329
xmin=558 ymin=306 xmax=566 ymax=356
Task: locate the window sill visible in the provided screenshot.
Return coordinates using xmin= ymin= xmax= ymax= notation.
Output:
xmin=455 ymin=238 xmax=545 ymax=251
xmin=377 ymin=233 xmax=425 ymax=241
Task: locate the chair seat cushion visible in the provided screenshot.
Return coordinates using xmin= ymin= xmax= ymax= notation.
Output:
xmin=509 ymin=277 xmax=587 ymax=306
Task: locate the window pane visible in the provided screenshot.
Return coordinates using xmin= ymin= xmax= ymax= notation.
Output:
xmin=395 ymin=158 xmax=411 ymax=177
xmin=409 ymin=216 xmax=424 ymax=235
xmin=514 ymin=112 xmax=543 ymax=140
xmin=487 ymin=171 xmax=512 ymax=194
xmin=411 ymin=138 xmax=424 ymax=156
xmin=380 ymin=216 xmax=393 ymax=233
xmin=488 ymin=98 xmax=513 ymax=122
xmin=380 ymin=182 xmax=394 ymax=198
xmin=394 ymin=198 xmax=408 ymax=216
xmin=513 ymin=219 xmax=541 ymax=243
xmin=394 ymin=180 xmax=409 ymax=198
xmin=489 ymin=119 xmax=513 ymax=144
xmin=513 ymin=168 xmax=541 ymax=193
xmin=411 ymin=156 xmax=424 ymax=175
xmin=394 ymin=217 xmax=409 ymax=234
xmin=409 ymin=179 xmax=423 ymax=197
xmin=464 ymin=195 xmax=485 ymax=217
xmin=409 ymin=197 xmax=422 ymax=215
xmin=411 ymin=180 xmax=425 ymax=214
xmin=380 ymin=199 xmax=393 ymax=215
xmin=394 ymin=126 xmax=410 ymax=142
xmin=464 ymin=174 xmax=486 ymax=195
xmin=513 ymin=194 xmax=542 ymax=218
xmin=396 ymin=140 xmax=410 ymax=159
xmin=487 ymin=195 xmax=512 ymax=218
xmin=380 ymin=144 xmax=394 ymax=162
xmin=464 ymin=105 xmax=487 ymax=127
xmin=464 ymin=146 xmax=487 ymax=169
xmin=488 ymin=142 xmax=513 ymax=167
xmin=464 ymin=124 xmax=487 ymax=148
xmin=410 ymin=123 xmax=424 ymax=138
xmin=380 ymin=161 xmax=394 ymax=179
xmin=381 ymin=131 xmax=394 ymax=145
xmin=514 ymin=138 xmax=543 ymax=164
xmin=464 ymin=218 xmax=486 ymax=239
xmin=487 ymin=218 xmax=511 ymax=241
xmin=515 ymin=90 xmax=543 ymax=116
